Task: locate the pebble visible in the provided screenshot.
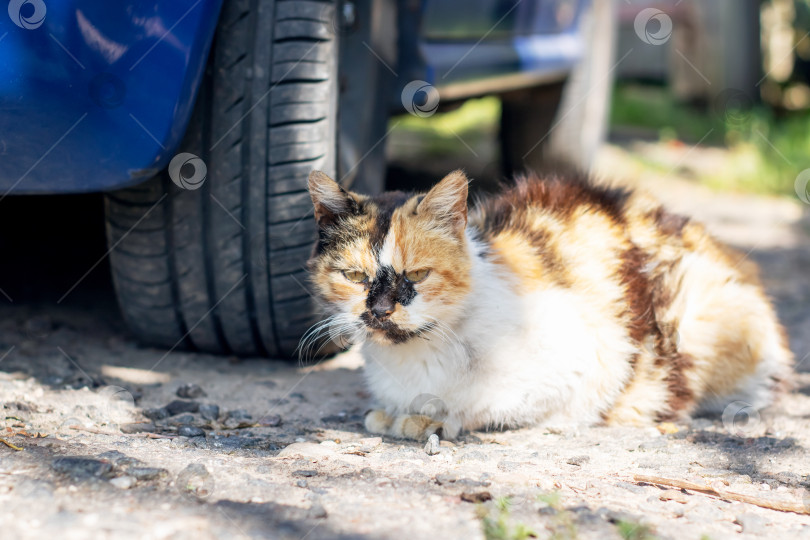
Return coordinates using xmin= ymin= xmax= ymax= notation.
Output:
xmin=97 ymin=451 xmax=141 ymax=469
xmin=120 ymin=422 xmax=155 ymax=434
xmin=224 ymin=409 xmax=253 ymax=429
xmin=293 ymin=470 xmax=318 ymax=477
xmin=306 ymin=502 xmax=327 ymax=519
xmin=735 ymin=513 xmax=768 ymax=535
xmin=176 ymin=463 xmax=214 ymax=500
xmin=435 ymin=473 xmax=457 ymax=485
xmin=176 ymin=383 xmax=206 ymax=399
xmin=277 ymin=442 xmax=335 ymax=459
xmin=168 ymin=414 xmax=196 ymax=426
xmin=257 ymin=414 xmax=282 ymax=427
xmin=227 ymin=409 xmax=252 ymax=420
xmin=177 ymin=425 xmax=205 ymax=438
xmin=460 ymin=491 xmax=492 ymax=503
xmin=424 ymin=434 xmax=441 ymax=455
xmin=199 ymin=404 xmax=220 ymax=421
xmin=127 ymin=467 xmax=168 ymax=481
xmin=165 ymin=400 xmax=199 ymax=416
xmin=142 ymin=408 xmax=169 ymax=421
xmin=52 ymin=457 xmax=112 ymax=479
xmin=320 ymin=411 xmax=348 ymax=424
xmin=566 ymin=455 xmax=590 ymax=466
xmin=109 ymin=476 xmax=136 ymax=490
xmin=296 ymin=479 xmax=308 ymax=488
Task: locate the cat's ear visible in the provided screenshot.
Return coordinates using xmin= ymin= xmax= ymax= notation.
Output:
xmin=417 ymin=170 xmax=469 ymax=233
xmin=308 ymin=171 xmax=357 ymax=227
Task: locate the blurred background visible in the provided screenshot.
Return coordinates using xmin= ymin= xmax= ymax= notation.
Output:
xmin=388 ymin=0 xmax=810 ymax=198
xmin=1 ymin=0 xmax=808 ymax=359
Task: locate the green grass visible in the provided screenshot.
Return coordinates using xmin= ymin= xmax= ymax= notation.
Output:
xmin=478 ymin=497 xmax=536 ymax=540
xmin=611 ymin=84 xmax=810 ymax=198
xmin=390 ymin=96 xmax=500 ymax=157
xmin=615 ymin=519 xmax=657 ymax=540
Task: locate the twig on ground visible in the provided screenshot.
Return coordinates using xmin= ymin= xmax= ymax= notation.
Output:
xmin=632 ymin=473 xmax=810 ymax=515
xmin=0 ymin=438 xmax=22 ymax=450
xmin=67 ymin=425 xmax=176 ymax=439
xmin=69 ymin=425 xmax=117 ymax=435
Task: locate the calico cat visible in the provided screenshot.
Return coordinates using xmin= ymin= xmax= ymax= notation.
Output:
xmin=305 ymin=169 xmax=792 ymax=440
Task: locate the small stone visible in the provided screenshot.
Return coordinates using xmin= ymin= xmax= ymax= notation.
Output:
xmin=460 ymin=491 xmax=492 ymax=503
xmin=52 ymin=457 xmax=112 ymax=479
xmin=176 ymin=383 xmax=206 ymax=399
xmin=258 ymin=414 xmax=282 ymax=427
xmin=293 ymin=470 xmax=318 ymax=477
xmin=456 ymin=478 xmax=491 ymax=488
xmin=227 ymin=409 xmax=252 ymax=420
xmin=177 ymin=425 xmax=205 ymax=438
xmin=735 ymin=513 xmax=768 ymax=535
xmin=176 ymin=464 xmax=215 ymax=500
xmin=277 ymin=442 xmax=335 ymax=459
xmin=120 ymin=422 xmax=155 ymax=434
xmin=165 ymin=400 xmax=199 ymax=416
xmin=320 ymin=411 xmax=348 ymax=424
xmin=566 ymin=455 xmax=590 ymax=466
xmin=127 ymin=467 xmax=168 ymax=481
xmin=109 ymin=476 xmax=135 ymax=490
xmin=600 ymin=509 xmax=642 ymax=524
xmin=224 ymin=409 xmax=253 ymax=429
xmin=424 ymin=434 xmax=440 ymax=455
xmin=435 ymin=473 xmax=457 ymax=485
xmin=142 ymin=408 xmax=169 ymax=421
xmin=199 ymin=404 xmax=220 ymax=421
xmin=168 ymin=414 xmax=196 ymax=426
xmin=307 ymin=502 xmax=327 ymax=519
xmin=97 ymin=451 xmax=141 ymax=469
xmin=296 ymin=479 xmax=308 ymax=488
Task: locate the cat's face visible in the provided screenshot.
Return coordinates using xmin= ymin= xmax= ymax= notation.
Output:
xmin=306 ymin=170 xmax=471 ymax=347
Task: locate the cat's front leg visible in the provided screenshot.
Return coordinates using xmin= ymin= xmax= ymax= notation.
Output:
xmin=365 ymin=409 xmax=461 ymax=440
xmin=364 ymin=409 xmax=394 ymax=434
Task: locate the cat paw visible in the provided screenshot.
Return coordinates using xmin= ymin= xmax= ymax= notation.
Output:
xmin=364 ymin=409 xmax=394 ymax=434
xmin=389 ymin=414 xmax=445 ymax=441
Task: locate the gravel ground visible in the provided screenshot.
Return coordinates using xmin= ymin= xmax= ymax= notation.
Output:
xmin=1 ymin=142 xmax=809 ymax=540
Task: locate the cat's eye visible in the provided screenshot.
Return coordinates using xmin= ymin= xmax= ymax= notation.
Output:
xmin=342 ymin=270 xmax=368 ymax=284
xmin=404 ymin=268 xmax=431 ymax=283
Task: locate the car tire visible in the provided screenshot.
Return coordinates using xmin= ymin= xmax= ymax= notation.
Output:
xmin=500 ymin=0 xmax=617 ymax=174
xmin=104 ymin=0 xmax=341 ymax=358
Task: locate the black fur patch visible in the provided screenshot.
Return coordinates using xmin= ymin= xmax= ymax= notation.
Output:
xmin=368 ymin=191 xmax=412 ymax=252
xmin=366 ymin=265 xmax=418 ymax=315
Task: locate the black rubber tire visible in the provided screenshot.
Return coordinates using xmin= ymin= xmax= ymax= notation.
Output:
xmin=104 ymin=0 xmax=338 ymax=358
xmin=501 ymin=0 xmax=617 ymax=174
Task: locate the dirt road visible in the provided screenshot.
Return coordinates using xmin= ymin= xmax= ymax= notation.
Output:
xmin=1 ymin=143 xmax=809 ymax=540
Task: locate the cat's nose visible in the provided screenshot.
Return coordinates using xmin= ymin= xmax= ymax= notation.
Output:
xmin=370 ymin=298 xmax=395 ymax=320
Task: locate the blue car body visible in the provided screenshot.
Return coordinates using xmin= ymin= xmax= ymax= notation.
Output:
xmin=0 ymin=0 xmax=586 ymax=194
